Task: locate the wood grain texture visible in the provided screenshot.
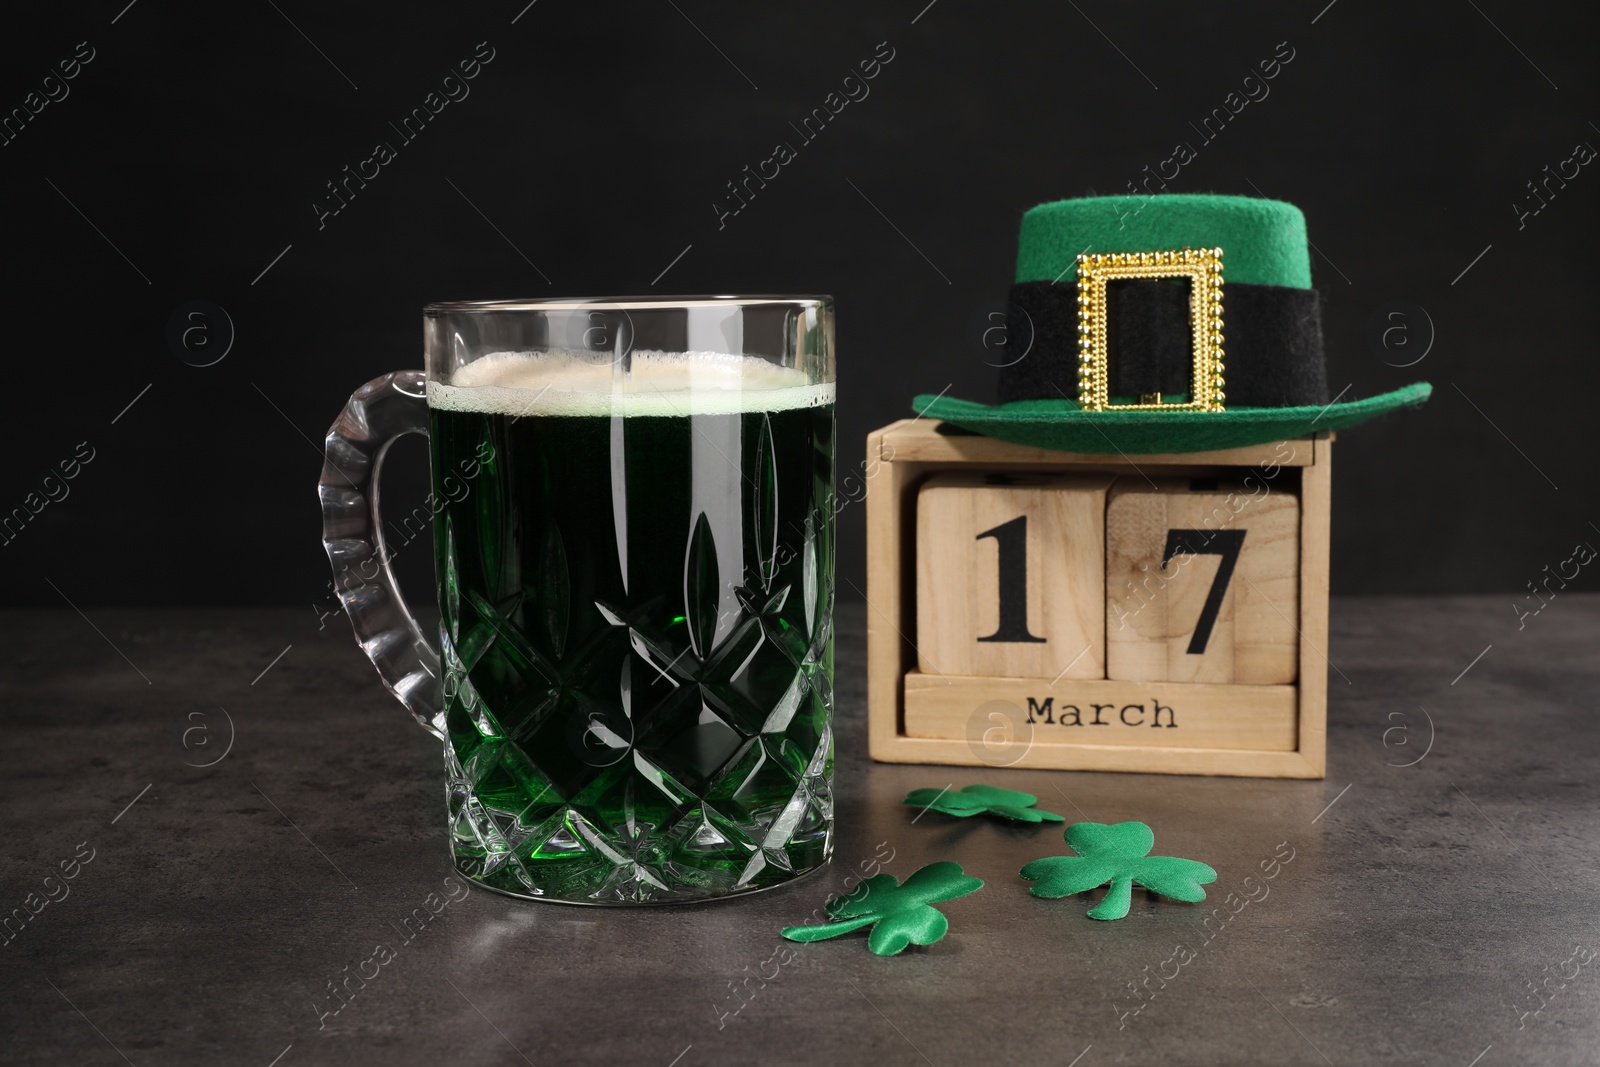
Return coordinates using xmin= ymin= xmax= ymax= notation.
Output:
xmin=879 ymin=418 xmax=1315 ymax=467
xmin=863 ymin=731 xmax=1323 ymax=777
xmin=1105 ymin=477 xmax=1299 ymax=684
xmin=1295 ymin=432 xmax=1332 ymax=777
xmin=863 ymin=418 xmax=1330 ymax=778
xmin=915 ymin=472 xmax=1112 ymax=679
xmin=865 ymin=424 xmax=920 ymax=761
xmin=903 ymin=671 xmax=1297 ymax=751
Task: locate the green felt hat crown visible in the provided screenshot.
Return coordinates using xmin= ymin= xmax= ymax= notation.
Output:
xmin=1016 ymin=194 xmax=1312 ymax=287
xmin=916 ymin=193 xmax=1430 ymax=453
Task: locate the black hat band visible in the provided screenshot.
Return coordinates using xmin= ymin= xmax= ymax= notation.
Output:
xmin=999 ymin=280 xmax=1329 ymax=408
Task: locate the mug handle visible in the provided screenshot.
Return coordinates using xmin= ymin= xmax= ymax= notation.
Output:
xmin=318 ymin=370 xmax=444 ymax=739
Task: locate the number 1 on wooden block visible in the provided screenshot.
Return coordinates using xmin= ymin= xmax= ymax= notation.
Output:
xmin=1106 ymin=478 xmax=1299 ymax=684
xmin=916 ymin=472 xmax=1112 ymax=679
xmin=976 ymin=516 xmax=1046 ymax=644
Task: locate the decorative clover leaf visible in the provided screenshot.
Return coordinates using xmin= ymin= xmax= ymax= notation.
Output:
xmin=902 ymin=784 xmax=1065 ymax=823
xmin=1020 ymin=821 xmax=1216 ymax=920
xmin=781 ymin=861 xmax=984 ymax=955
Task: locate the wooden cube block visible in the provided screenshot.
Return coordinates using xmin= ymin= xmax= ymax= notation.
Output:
xmin=1105 ymin=477 xmax=1299 ymax=684
xmin=916 ymin=472 xmax=1114 ymax=679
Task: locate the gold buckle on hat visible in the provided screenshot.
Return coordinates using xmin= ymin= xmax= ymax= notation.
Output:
xmin=1075 ymin=247 xmax=1226 ymax=412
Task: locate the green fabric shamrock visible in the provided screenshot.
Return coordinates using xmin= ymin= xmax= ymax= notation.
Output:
xmin=781 ymin=861 xmax=984 ymax=955
xmin=902 ymin=784 xmax=1065 ymax=823
xmin=1020 ymin=821 xmax=1217 ymax=920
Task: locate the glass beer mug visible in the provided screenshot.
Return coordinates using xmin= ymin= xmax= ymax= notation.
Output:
xmin=319 ymin=297 xmax=836 ymax=904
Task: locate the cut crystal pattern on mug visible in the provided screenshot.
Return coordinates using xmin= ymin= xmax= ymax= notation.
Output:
xmin=442 ymin=548 xmax=836 ymax=902
xmin=324 ymin=299 xmax=836 ymax=906
xmin=433 ymin=392 xmax=835 ymax=902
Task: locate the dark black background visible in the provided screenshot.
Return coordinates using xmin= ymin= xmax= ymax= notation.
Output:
xmin=2 ymin=1 xmax=1595 ymax=613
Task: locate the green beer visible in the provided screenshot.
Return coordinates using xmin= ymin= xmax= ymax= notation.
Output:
xmin=427 ymin=352 xmax=835 ymax=902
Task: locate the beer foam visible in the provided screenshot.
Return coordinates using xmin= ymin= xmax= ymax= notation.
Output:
xmin=427 ymin=350 xmax=834 ymax=416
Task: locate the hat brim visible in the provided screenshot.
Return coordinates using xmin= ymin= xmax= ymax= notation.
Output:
xmin=912 ymin=382 xmax=1431 ymax=454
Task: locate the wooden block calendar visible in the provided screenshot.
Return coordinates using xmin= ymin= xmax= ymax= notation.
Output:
xmin=865 ymin=418 xmax=1330 ymax=779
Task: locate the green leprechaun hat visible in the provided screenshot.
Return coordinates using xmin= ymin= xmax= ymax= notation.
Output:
xmin=915 ymin=194 xmax=1430 ymax=453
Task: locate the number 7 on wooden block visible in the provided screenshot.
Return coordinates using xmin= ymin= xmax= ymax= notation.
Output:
xmin=916 ymin=472 xmax=1113 ymax=679
xmin=1106 ymin=478 xmax=1299 ymax=684
xmin=1162 ymin=528 xmax=1246 ymax=654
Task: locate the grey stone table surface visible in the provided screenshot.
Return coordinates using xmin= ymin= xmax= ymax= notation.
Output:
xmin=2 ymin=598 xmax=1598 ymax=1067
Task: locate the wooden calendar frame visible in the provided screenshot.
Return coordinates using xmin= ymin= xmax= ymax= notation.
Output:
xmin=864 ymin=418 xmax=1331 ymax=779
